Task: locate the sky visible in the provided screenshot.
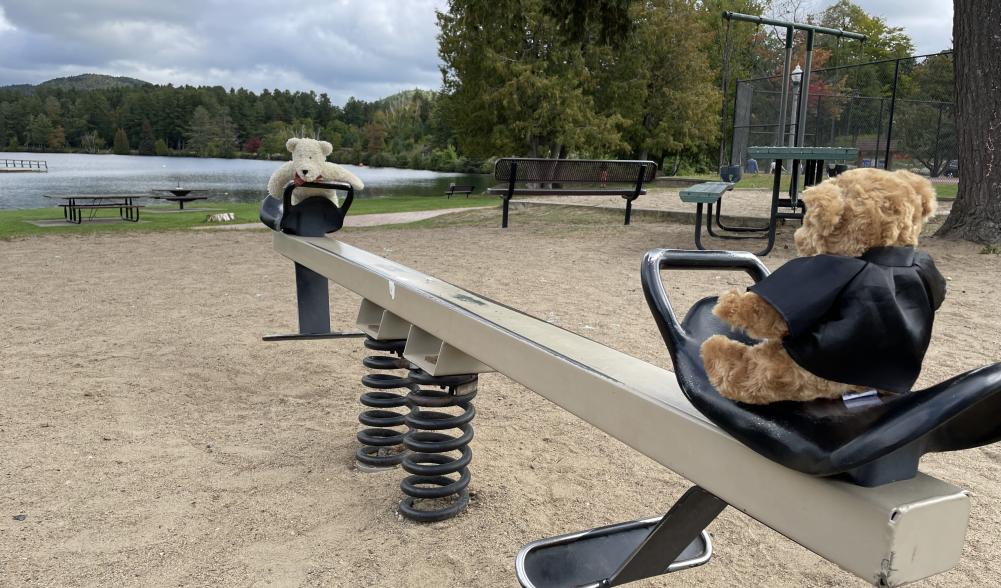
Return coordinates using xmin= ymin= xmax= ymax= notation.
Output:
xmin=0 ymin=0 xmax=952 ymax=105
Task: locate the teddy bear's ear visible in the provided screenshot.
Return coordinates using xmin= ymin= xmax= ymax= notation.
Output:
xmin=894 ymin=170 xmax=937 ymax=220
xmin=319 ymin=141 xmax=333 ymax=157
xmin=285 ymin=138 xmax=299 ymax=153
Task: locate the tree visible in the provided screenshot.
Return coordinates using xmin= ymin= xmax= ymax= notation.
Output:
xmin=112 ymin=128 xmax=130 ymax=154
xmin=81 ymin=131 xmax=104 ymax=153
xmin=437 ymin=0 xmax=626 ymax=158
xmin=48 ymin=126 xmax=66 ymax=151
xmin=26 ymin=114 xmax=53 ymax=149
xmin=242 ymin=137 xmax=262 ymax=154
xmin=600 ymin=0 xmax=720 ymax=163
xmin=138 ymin=119 xmax=157 ymax=155
xmin=937 ymin=1 xmax=1001 ymax=243
xmin=154 ymin=138 xmax=169 ymax=156
xmin=895 ymin=53 xmax=955 ymax=177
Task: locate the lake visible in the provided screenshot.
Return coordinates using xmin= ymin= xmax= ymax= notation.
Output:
xmin=0 ymin=152 xmax=493 ymax=210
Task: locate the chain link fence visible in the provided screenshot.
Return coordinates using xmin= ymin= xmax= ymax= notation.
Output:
xmin=728 ymin=52 xmax=956 ymax=177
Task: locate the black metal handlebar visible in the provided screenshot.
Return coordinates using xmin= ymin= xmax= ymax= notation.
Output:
xmin=640 ymin=249 xmax=770 ymax=357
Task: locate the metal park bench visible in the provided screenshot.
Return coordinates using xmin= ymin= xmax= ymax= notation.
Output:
xmin=256 ymin=191 xmax=1001 ymax=587
xmin=444 ymin=183 xmax=475 ymax=199
xmin=487 ymin=157 xmax=658 ymax=228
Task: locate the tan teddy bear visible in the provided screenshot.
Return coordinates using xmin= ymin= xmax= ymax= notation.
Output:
xmin=700 ymin=168 xmax=946 ymax=404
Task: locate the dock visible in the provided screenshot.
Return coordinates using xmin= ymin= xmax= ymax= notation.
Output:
xmin=1 ymin=159 xmax=48 ymax=173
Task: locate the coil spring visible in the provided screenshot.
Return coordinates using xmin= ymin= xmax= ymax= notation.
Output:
xmin=355 ymin=337 xmax=411 ymax=469
xmin=399 ymin=369 xmax=477 ymax=522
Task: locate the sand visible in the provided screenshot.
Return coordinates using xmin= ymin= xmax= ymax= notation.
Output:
xmin=2 ymin=206 xmax=1001 ymax=587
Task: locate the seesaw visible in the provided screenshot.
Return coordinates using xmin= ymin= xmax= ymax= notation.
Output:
xmin=258 ymin=182 xmax=1001 ymax=586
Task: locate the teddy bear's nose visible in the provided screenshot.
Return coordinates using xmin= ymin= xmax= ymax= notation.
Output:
xmin=301 ymin=169 xmax=310 ymax=176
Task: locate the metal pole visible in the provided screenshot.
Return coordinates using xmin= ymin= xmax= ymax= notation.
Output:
xmin=775 ymin=26 xmax=794 ymax=146
xmin=874 ymin=98 xmax=884 ymax=167
xmin=722 ymin=11 xmax=866 ymax=40
xmin=933 ymin=103 xmax=944 ymax=175
xmin=883 ymin=58 xmax=901 ymax=170
xmin=795 ymin=29 xmax=815 ymax=148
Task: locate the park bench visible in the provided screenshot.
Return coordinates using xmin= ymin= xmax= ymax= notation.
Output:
xmin=444 ymin=183 xmax=475 ymax=199
xmin=258 ymin=192 xmax=1001 ymax=586
xmin=487 ymin=157 xmax=658 ymax=228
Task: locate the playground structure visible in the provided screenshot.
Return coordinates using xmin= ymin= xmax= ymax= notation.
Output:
xmin=727 ymin=52 xmax=957 ymax=176
xmin=259 ymin=181 xmax=1001 ymax=586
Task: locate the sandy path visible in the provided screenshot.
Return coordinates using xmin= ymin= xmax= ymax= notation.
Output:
xmin=2 ymin=209 xmax=999 ymax=587
xmin=194 ymin=207 xmax=489 ymax=231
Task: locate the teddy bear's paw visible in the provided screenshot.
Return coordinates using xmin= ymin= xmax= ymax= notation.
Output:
xmin=711 ymin=289 xmax=747 ymax=326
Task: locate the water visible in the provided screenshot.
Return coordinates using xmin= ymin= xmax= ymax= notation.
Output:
xmin=0 ymin=152 xmax=493 ymax=210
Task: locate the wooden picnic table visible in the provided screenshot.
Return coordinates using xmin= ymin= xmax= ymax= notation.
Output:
xmin=44 ymin=194 xmax=146 ymax=224
xmin=150 ymin=188 xmax=209 ymax=210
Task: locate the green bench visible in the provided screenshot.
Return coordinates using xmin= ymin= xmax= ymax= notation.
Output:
xmin=679 ymin=182 xmax=735 ymax=250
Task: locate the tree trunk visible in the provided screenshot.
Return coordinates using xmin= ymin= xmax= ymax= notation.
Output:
xmin=936 ymin=0 xmax=1001 ymax=243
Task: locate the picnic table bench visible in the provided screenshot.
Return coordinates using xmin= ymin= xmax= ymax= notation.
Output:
xmin=679 ymin=147 xmax=858 ymax=255
xmin=445 ymin=184 xmax=475 ymax=199
xmin=45 ymin=194 xmax=145 ymax=224
xmin=487 ymin=157 xmax=658 ymax=228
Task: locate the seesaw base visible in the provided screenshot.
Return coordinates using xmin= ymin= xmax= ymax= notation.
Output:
xmin=517 ymin=486 xmax=723 ymax=588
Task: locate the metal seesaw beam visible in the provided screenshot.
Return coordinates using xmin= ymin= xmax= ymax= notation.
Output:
xmin=273 ymin=232 xmax=969 ymax=587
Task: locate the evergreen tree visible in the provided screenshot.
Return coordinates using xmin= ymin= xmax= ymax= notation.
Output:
xmin=112 ymin=128 xmax=130 ymax=154
xmin=138 ymin=119 xmax=157 ymax=155
xmin=26 ymin=114 xmax=53 ymax=149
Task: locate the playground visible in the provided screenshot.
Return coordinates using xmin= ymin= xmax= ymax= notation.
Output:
xmin=3 ymin=207 xmax=1001 ymax=586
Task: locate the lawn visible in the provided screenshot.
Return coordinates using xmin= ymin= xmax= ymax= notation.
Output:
xmin=687 ymin=173 xmax=958 ymax=199
xmin=0 ymin=195 xmax=498 ymax=239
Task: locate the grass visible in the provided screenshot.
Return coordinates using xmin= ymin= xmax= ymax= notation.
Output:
xmin=0 ymin=196 xmax=498 ymax=240
xmin=686 ymin=173 xmax=958 ymax=199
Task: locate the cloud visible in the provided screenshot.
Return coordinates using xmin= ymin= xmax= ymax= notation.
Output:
xmin=853 ymin=0 xmax=952 ymax=54
xmin=0 ymin=0 xmax=953 ymax=104
xmin=0 ymin=0 xmax=448 ymax=103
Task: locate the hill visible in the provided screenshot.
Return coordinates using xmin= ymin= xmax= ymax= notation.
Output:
xmin=1 ymin=73 xmax=151 ymax=93
xmin=38 ymin=74 xmax=151 ymax=91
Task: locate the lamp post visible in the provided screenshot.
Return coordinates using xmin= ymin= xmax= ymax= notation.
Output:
xmin=788 ymin=65 xmax=803 ymax=148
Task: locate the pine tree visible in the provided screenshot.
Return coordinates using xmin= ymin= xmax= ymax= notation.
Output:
xmin=138 ymin=119 xmax=156 ymax=155
xmin=112 ymin=128 xmax=130 ymax=155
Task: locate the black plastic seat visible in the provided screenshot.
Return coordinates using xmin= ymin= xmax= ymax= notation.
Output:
xmin=641 ymin=248 xmax=1001 ymax=486
xmin=260 ymin=180 xmax=355 ymax=236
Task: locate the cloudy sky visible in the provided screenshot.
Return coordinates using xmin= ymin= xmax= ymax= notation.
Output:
xmin=0 ymin=0 xmax=951 ymax=105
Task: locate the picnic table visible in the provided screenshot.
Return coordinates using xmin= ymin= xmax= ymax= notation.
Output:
xmin=45 ymin=194 xmax=145 ymax=224
xmin=683 ymin=146 xmax=858 ymax=256
xmin=150 ymin=188 xmax=209 ymax=210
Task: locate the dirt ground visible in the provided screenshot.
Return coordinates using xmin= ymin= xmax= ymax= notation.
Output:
xmin=2 ymin=206 xmax=1001 ymax=587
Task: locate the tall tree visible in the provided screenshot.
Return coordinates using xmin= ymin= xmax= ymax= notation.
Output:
xmin=937 ymin=1 xmax=1001 ymax=243
xmin=602 ymin=0 xmax=720 ymax=163
xmin=26 ymin=114 xmax=53 ymax=149
xmin=437 ymin=0 xmax=626 ymax=158
xmin=138 ymin=119 xmax=157 ymax=155
xmin=112 ymin=128 xmax=130 ymax=155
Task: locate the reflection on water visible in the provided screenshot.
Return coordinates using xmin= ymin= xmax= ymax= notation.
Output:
xmin=0 ymin=152 xmax=492 ymax=210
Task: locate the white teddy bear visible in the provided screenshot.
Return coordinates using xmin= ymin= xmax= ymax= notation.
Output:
xmin=267 ymin=137 xmax=364 ymax=206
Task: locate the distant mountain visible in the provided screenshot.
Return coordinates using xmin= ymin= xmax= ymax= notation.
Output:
xmin=1 ymin=73 xmax=151 ymax=93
